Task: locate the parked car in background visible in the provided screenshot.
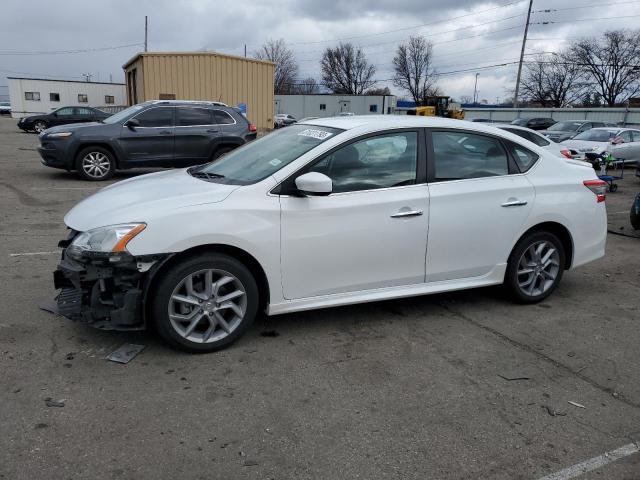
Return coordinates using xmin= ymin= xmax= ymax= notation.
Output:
xmin=274 ymin=113 xmax=296 ymax=128
xmin=38 ymin=100 xmax=257 ymax=180
xmin=52 ymin=116 xmax=606 ymax=352
xmin=297 ymin=116 xmax=319 ymax=123
xmin=470 ymin=118 xmax=493 ymax=123
xmin=540 ymin=120 xmax=606 ymax=143
xmin=494 ymin=124 xmax=573 ymax=159
xmin=0 ymin=102 xmax=11 ymax=115
xmin=18 ymin=106 xmax=110 ymax=133
xmin=511 ymin=117 xmax=556 ymax=130
xmin=337 ymin=112 xmax=355 ymax=116
xmin=563 ymin=127 xmax=640 ymax=166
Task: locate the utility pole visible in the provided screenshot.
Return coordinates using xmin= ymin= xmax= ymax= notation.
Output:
xmin=244 ymin=44 xmax=247 ymax=58
xmin=473 ymin=73 xmax=479 ymax=104
xmin=513 ymin=0 xmax=533 ymax=108
xmin=144 ymin=16 xmax=148 ymax=52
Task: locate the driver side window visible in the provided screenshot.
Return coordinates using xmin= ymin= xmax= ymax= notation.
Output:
xmin=310 ymin=132 xmax=418 ymax=193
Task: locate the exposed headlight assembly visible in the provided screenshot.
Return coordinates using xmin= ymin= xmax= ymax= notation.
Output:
xmin=48 ymin=132 xmax=73 ymax=138
xmin=68 ymin=223 xmax=146 ymax=257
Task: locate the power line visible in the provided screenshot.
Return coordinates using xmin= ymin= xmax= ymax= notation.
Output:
xmin=532 ymin=13 xmax=640 ymax=25
xmin=532 ymin=0 xmax=640 ymax=12
xmin=0 ymin=42 xmax=143 ymax=56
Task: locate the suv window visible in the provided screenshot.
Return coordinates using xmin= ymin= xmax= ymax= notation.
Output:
xmin=213 ymin=110 xmax=235 ymax=125
xmin=134 ymin=107 xmax=174 ymax=127
xmin=504 ymin=140 xmax=539 ymax=172
xmin=310 ymin=132 xmax=418 ymax=193
xmin=177 ymin=107 xmax=213 ymax=126
xmin=432 ymin=131 xmax=509 ymax=180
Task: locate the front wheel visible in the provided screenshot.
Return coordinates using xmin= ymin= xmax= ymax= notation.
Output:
xmin=76 ymin=147 xmax=115 ymax=181
xmin=34 ymin=120 xmax=48 ymax=133
xmin=151 ymin=253 xmax=259 ymax=352
xmin=505 ymin=231 xmax=565 ymax=303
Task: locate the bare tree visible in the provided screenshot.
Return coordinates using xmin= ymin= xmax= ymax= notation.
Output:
xmin=459 ymin=95 xmax=473 ymax=104
xmin=520 ymin=51 xmax=585 ymax=107
xmin=570 ymin=30 xmax=640 ymax=106
xmin=254 ymin=39 xmax=299 ymax=94
xmin=294 ymin=77 xmax=320 ymax=94
xmin=392 ymin=36 xmax=438 ymax=104
xmin=365 ymin=86 xmax=391 ymax=95
xmin=320 ymin=43 xmax=376 ymax=94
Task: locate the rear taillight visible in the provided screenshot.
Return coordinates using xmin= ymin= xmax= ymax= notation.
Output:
xmin=560 ymin=149 xmax=572 ymax=159
xmin=583 ymin=179 xmax=607 ymax=203
xmin=248 ymin=123 xmax=257 ymax=132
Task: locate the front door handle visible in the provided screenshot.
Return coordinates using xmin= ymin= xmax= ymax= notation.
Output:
xmin=206 ymin=129 xmax=220 ymax=133
xmin=391 ymin=209 xmax=423 ymax=218
xmin=159 ymin=130 xmax=172 ymax=135
xmin=501 ymin=199 xmax=528 ymax=207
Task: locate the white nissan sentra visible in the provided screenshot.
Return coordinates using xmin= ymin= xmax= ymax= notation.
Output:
xmin=54 ymin=116 xmax=607 ymax=352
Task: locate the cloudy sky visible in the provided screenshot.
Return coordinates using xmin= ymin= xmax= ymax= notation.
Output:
xmin=1 ymin=0 xmax=639 ymax=103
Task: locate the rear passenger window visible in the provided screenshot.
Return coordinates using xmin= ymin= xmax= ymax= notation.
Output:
xmin=134 ymin=107 xmax=174 ymax=127
xmin=213 ymin=110 xmax=235 ymax=125
xmin=177 ymin=107 xmax=212 ymax=126
xmin=431 ymin=131 xmax=509 ymax=180
xmin=504 ymin=141 xmax=539 ymax=172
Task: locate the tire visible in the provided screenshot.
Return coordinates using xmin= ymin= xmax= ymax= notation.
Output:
xmin=504 ymin=231 xmax=565 ymax=303
xmin=212 ymin=146 xmax=234 ymax=160
xmin=631 ymin=194 xmax=640 ymax=230
xmin=609 ymin=183 xmax=618 ymax=193
xmin=75 ymin=146 xmax=115 ymax=181
xmin=34 ymin=120 xmax=48 ymax=133
xmin=151 ymin=253 xmax=259 ymax=352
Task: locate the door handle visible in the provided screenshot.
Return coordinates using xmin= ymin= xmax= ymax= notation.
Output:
xmin=206 ymin=129 xmax=220 ymax=133
xmin=391 ymin=209 xmax=423 ymax=218
xmin=159 ymin=130 xmax=172 ymax=135
xmin=501 ymin=199 xmax=528 ymax=207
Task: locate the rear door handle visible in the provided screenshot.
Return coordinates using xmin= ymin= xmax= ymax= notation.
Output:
xmin=159 ymin=130 xmax=172 ymax=135
xmin=501 ymin=199 xmax=528 ymax=207
xmin=206 ymin=129 xmax=220 ymax=133
xmin=391 ymin=209 xmax=423 ymax=218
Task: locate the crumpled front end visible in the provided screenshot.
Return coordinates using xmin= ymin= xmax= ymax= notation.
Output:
xmin=52 ymin=231 xmax=166 ymax=330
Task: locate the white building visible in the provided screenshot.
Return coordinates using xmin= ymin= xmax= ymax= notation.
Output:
xmin=274 ymin=94 xmax=397 ymax=119
xmin=8 ymin=77 xmax=126 ymax=118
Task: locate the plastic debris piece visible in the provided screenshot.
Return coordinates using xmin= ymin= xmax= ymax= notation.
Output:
xmin=568 ymin=401 xmax=586 ymax=409
xmin=106 ymin=344 xmax=146 ymax=364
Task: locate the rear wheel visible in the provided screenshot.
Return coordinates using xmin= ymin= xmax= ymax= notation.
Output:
xmin=212 ymin=146 xmax=234 ymax=160
xmin=34 ymin=120 xmax=48 ymax=133
xmin=151 ymin=253 xmax=259 ymax=352
xmin=75 ymin=146 xmax=115 ymax=181
xmin=505 ymin=231 xmax=565 ymax=303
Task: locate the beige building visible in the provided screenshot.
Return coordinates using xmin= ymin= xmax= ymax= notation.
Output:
xmin=123 ymin=52 xmax=275 ymax=129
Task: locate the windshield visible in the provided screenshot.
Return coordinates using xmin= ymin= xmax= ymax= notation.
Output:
xmin=572 ymin=129 xmax=619 ymax=142
xmin=547 ymin=121 xmax=583 ymax=132
xmin=195 ymin=124 xmax=343 ymax=185
xmin=102 ymin=104 xmax=145 ymax=124
xmin=0 ymin=102 xmax=9 ymax=106
xmin=511 ymin=118 xmax=528 ymax=126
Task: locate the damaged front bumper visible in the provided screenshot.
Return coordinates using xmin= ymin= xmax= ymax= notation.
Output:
xmin=53 ymin=233 xmax=167 ymax=330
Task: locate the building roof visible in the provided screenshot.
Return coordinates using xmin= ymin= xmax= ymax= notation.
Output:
xmin=122 ymin=51 xmax=276 ymax=69
xmin=299 ymin=114 xmax=481 ymax=131
xmin=7 ymin=77 xmax=124 ymax=86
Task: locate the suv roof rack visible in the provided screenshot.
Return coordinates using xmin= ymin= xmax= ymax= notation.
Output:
xmin=148 ymin=100 xmax=228 ymax=107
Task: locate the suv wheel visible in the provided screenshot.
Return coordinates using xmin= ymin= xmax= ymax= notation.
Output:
xmin=505 ymin=231 xmax=565 ymax=303
xmin=34 ymin=120 xmax=48 ymax=133
xmin=76 ymin=147 xmax=115 ymax=181
xmin=151 ymin=253 xmax=259 ymax=352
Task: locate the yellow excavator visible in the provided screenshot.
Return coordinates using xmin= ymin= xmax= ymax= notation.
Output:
xmin=406 ymin=96 xmax=465 ymax=120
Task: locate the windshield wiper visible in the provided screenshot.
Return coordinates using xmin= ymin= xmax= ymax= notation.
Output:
xmin=189 ymin=169 xmax=225 ymax=180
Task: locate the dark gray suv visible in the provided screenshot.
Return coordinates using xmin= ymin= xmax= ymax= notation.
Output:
xmin=37 ymin=100 xmax=257 ymax=180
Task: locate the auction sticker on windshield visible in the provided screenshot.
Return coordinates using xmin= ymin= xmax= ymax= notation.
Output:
xmin=298 ymin=129 xmax=334 ymax=140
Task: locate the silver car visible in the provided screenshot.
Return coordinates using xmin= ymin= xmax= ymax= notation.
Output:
xmin=564 ymin=127 xmax=640 ymax=165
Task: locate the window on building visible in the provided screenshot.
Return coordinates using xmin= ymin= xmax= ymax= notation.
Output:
xmin=104 ymin=95 xmax=115 ymax=104
xmin=50 ymin=93 xmax=60 ymax=102
xmin=78 ymin=94 xmax=88 ymax=103
xmin=25 ymin=92 xmax=40 ymax=101
xmin=369 ymin=104 xmax=378 ymax=113
xmin=319 ymin=104 xmax=326 ymax=110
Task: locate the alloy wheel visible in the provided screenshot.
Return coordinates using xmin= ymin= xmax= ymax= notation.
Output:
xmin=168 ymin=269 xmax=247 ymax=344
xmin=34 ymin=121 xmax=47 ymax=133
xmin=81 ymin=152 xmax=111 ymax=179
xmin=516 ymin=240 xmax=560 ymax=297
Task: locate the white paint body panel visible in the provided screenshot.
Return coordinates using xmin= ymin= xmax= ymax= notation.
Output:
xmin=63 ymin=116 xmax=607 ymax=316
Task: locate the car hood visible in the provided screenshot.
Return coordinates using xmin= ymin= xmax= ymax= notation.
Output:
xmin=64 ymin=168 xmax=241 ymax=232
xmin=563 ymin=139 xmax=608 ymax=151
xmin=44 ymin=122 xmax=102 ymax=134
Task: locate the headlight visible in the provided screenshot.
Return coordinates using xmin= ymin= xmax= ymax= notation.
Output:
xmin=48 ymin=132 xmax=73 ymax=138
xmin=68 ymin=223 xmax=146 ymax=255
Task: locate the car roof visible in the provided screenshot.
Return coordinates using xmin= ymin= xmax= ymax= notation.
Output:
xmin=300 ymin=115 xmax=489 ymax=131
xmin=495 ymin=124 xmax=540 ymax=133
xmin=145 ymin=100 xmax=228 ymax=107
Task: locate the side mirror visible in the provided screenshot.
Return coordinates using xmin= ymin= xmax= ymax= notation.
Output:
xmin=125 ymin=118 xmax=140 ymax=129
xmin=294 ymin=172 xmax=332 ymax=196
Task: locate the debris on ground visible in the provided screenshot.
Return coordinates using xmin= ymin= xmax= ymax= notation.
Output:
xmin=543 ymin=405 xmax=566 ymax=417
xmin=567 ymin=351 xmax=576 ymax=357
xmin=260 ymin=330 xmax=280 ymax=337
xmin=44 ymin=397 xmax=65 ymax=408
xmin=37 ymin=295 xmax=60 ymax=315
xmin=243 ymin=460 xmax=259 ymax=466
xmin=568 ymin=401 xmax=586 ymax=409
xmin=65 ymin=352 xmax=75 ymax=361
xmin=105 ymin=344 xmax=146 ymax=364
xmin=498 ymin=374 xmax=530 ymax=381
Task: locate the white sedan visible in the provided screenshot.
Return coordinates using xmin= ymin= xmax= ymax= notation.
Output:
xmin=564 ymin=127 xmax=640 ymax=166
xmin=54 ymin=116 xmax=607 ymax=352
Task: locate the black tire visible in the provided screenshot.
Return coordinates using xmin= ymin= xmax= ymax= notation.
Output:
xmin=504 ymin=231 xmax=566 ymax=303
xmin=631 ymin=194 xmax=640 ymax=230
xmin=609 ymin=183 xmax=618 ymax=193
xmin=151 ymin=253 xmax=259 ymax=353
xmin=33 ymin=120 xmax=48 ymax=133
xmin=212 ymin=146 xmax=234 ymax=160
xmin=75 ymin=146 xmax=115 ymax=181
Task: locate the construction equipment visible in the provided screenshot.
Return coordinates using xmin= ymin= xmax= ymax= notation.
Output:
xmin=406 ymin=96 xmax=465 ymax=120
